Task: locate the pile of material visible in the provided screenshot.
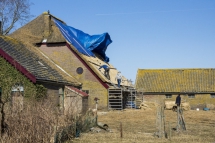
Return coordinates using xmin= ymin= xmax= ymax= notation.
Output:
xmin=139 ymin=101 xmax=158 ymax=110
xmin=164 ymin=101 xmax=176 ymax=110
xmin=206 ymin=104 xmax=215 ymax=110
xmin=181 ymin=102 xmax=190 ymax=111
xmin=164 ymin=101 xmax=190 ymax=111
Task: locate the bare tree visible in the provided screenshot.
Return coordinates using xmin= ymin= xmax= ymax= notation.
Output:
xmin=0 ymin=0 xmax=33 ymax=35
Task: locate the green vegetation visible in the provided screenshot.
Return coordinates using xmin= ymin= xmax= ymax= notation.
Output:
xmin=0 ymin=56 xmax=47 ymax=137
xmin=0 ymin=56 xmax=46 ymax=100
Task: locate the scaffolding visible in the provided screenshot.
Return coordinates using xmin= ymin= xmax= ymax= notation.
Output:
xmin=125 ymin=88 xmax=137 ymax=108
xmin=108 ymin=88 xmax=123 ymax=110
xmin=108 ymin=88 xmax=137 ymax=110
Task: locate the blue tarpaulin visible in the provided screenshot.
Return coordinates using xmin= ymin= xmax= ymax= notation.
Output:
xmin=54 ymin=19 xmax=112 ymax=62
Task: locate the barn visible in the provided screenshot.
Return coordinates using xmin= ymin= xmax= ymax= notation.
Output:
xmin=135 ymin=68 xmax=215 ymax=110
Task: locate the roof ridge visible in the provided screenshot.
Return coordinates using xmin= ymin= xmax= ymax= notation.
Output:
xmin=43 ymin=11 xmax=66 ymax=24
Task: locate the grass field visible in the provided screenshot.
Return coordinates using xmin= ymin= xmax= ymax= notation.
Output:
xmin=72 ymin=107 xmax=215 ymax=143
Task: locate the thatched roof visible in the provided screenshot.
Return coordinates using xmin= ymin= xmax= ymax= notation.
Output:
xmin=68 ymin=42 xmax=132 ymax=87
xmin=10 ymin=12 xmax=132 ymax=87
xmin=135 ymin=68 xmax=215 ymax=93
xmin=10 ymin=12 xmax=65 ymax=44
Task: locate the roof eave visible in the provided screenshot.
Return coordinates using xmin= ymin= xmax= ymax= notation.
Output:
xmin=0 ymin=48 xmax=36 ymax=83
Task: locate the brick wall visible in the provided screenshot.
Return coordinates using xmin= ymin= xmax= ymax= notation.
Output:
xmin=38 ymin=82 xmax=62 ymax=106
xmin=64 ymin=87 xmax=84 ymax=114
xmin=137 ymin=93 xmax=215 ymax=110
xmin=39 ymin=44 xmax=108 ymax=108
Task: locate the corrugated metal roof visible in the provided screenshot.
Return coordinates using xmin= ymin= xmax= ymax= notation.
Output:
xmin=135 ymin=68 xmax=215 ymax=93
xmin=0 ymin=36 xmax=81 ymax=86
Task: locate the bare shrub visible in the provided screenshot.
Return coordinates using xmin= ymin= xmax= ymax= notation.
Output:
xmin=0 ymin=98 xmax=73 ymax=143
xmin=0 ymin=96 xmax=97 ymax=143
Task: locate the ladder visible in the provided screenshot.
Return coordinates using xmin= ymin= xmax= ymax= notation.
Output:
xmin=108 ymin=78 xmax=118 ymax=88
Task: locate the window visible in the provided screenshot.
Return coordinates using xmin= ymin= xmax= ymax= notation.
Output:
xmin=11 ymin=84 xmax=24 ymax=111
xmin=165 ymin=94 xmax=172 ymax=99
xmin=76 ymin=67 xmax=83 ymax=74
xmin=211 ymin=94 xmax=215 ymax=98
xmin=188 ymin=94 xmax=195 ymax=98
xmin=11 ymin=83 xmax=24 ymax=96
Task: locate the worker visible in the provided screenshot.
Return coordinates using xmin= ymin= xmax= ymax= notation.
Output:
xmin=115 ymin=71 xmax=122 ymax=88
xmin=175 ymin=94 xmax=181 ymax=106
xmin=175 ymin=94 xmax=181 ymax=131
xmin=99 ymin=64 xmax=110 ymax=80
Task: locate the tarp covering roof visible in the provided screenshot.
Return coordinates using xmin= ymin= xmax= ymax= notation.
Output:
xmin=54 ymin=19 xmax=112 ymax=62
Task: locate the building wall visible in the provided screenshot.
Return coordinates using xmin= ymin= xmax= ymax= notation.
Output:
xmin=64 ymin=92 xmax=82 ymax=115
xmin=64 ymin=87 xmax=89 ymax=114
xmin=37 ymin=82 xmax=63 ymax=107
xmin=0 ymin=56 xmax=36 ymax=101
xmin=0 ymin=55 xmax=69 ymax=110
xmin=39 ymin=44 xmax=108 ymax=109
xmin=0 ymin=56 xmax=41 ymax=113
xmin=137 ymin=93 xmax=215 ymax=110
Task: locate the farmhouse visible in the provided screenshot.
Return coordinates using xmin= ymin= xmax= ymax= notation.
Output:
xmin=0 ymin=35 xmax=89 ymax=113
xmin=135 ymin=68 xmax=215 ymax=110
xmin=9 ymin=12 xmax=134 ymax=109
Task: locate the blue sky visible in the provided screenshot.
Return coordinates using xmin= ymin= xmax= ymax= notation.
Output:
xmin=29 ymin=0 xmax=215 ymax=83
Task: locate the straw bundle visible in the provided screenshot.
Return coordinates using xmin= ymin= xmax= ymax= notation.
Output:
xmin=164 ymin=101 xmax=176 ymax=110
xmin=139 ymin=101 xmax=157 ymax=110
xmin=181 ymin=102 xmax=190 ymax=111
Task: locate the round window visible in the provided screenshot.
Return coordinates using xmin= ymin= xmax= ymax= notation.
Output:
xmin=76 ymin=67 xmax=83 ymax=74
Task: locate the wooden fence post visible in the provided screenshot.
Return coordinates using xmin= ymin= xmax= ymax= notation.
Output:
xmin=120 ymin=122 xmax=123 ymax=138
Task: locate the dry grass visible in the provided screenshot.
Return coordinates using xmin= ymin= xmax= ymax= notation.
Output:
xmin=0 ymin=98 xmax=214 ymax=143
xmin=72 ymin=108 xmax=215 ymax=143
